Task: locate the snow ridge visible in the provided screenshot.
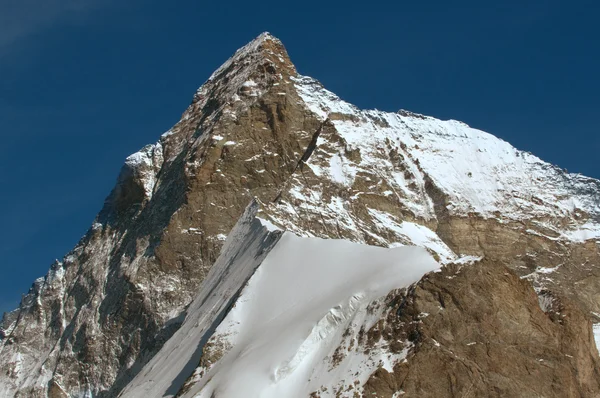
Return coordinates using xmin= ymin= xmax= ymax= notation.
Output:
xmin=179 ymin=234 xmax=439 ymax=398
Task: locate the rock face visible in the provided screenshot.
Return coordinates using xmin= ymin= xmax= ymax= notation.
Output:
xmin=363 ymin=260 xmax=600 ymax=397
xmin=1 ymin=33 xmax=600 ymax=397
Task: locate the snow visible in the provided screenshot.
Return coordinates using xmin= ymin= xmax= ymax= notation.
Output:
xmin=292 ymin=75 xmax=600 ymax=244
xmin=453 ymin=255 xmax=483 ymax=265
xmin=241 ymin=80 xmax=258 ymax=88
xmin=594 ymin=324 xmax=600 ymax=355
xmin=327 ymin=153 xmax=357 ymax=186
xmin=563 ymin=222 xmax=600 ymax=243
xmin=538 ymin=293 xmax=555 ymax=313
xmin=181 ymin=233 xmax=439 ymax=398
xmin=204 ymin=33 xmax=279 ymax=85
xmin=161 ymin=129 xmax=174 ymax=138
xmin=125 ymin=153 xmax=148 ymax=168
xmin=122 ymin=142 xmax=164 ymax=198
xmin=367 ymin=208 xmax=456 ymax=263
xmin=182 ymin=228 xmax=202 ymax=235
xmin=185 ymin=32 xmax=287 ymax=161
xmin=122 ymin=208 xmax=438 ymax=398
xmin=257 ymin=216 xmax=282 ymax=232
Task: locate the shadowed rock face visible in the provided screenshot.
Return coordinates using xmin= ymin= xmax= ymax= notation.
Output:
xmin=1 ymin=32 xmax=600 ymax=398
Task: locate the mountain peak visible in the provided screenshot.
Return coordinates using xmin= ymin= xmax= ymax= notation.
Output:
xmin=251 ymin=31 xmax=280 ymax=44
xmin=188 ymin=32 xmax=296 ymax=112
xmin=206 ymin=31 xmax=293 ymax=82
xmin=4 ymin=32 xmax=600 ymax=398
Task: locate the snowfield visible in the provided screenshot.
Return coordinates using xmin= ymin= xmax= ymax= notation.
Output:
xmin=122 ymin=214 xmax=439 ymax=398
xmin=182 ymin=233 xmax=438 ymax=398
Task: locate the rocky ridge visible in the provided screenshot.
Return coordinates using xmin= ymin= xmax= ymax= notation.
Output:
xmin=1 ymin=33 xmax=599 ymax=397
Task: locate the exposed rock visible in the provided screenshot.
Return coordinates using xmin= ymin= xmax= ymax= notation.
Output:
xmin=363 ymin=260 xmax=600 ymax=397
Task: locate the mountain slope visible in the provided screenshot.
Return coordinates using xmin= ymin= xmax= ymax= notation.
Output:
xmin=0 ymin=32 xmax=316 ymax=398
xmin=122 ymin=209 xmax=439 ymax=398
xmin=1 ymin=33 xmax=600 ymax=398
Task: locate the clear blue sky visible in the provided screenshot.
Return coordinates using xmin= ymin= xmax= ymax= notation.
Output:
xmin=0 ymin=0 xmax=598 ymax=315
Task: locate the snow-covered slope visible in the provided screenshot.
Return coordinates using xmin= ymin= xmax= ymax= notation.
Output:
xmin=124 ymin=217 xmax=438 ymax=398
xmin=262 ymin=75 xmax=600 ymax=244
xmin=184 ymin=235 xmax=438 ymax=398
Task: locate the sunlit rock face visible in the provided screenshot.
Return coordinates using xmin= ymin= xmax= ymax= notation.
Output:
xmin=1 ymin=33 xmax=600 ymax=398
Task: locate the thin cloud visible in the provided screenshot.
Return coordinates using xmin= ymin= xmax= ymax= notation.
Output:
xmin=0 ymin=0 xmax=110 ymax=51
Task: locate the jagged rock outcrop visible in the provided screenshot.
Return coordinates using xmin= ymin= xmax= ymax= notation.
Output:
xmin=1 ymin=32 xmax=599 ymax=398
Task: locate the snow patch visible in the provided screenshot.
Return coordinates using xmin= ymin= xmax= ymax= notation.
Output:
xmin=594 ymin=324 xmax=600 ymax=355
xmin=257 ymin=217 xmax=282 ymax=232
xmin=123 ymin=142 xmax=164 ymax=199
xmin=368 ymin=208 xmax=456 ymax=262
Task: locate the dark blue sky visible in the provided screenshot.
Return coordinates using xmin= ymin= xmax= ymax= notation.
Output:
xmin=0 ymin=0 xmax=598 ymax=315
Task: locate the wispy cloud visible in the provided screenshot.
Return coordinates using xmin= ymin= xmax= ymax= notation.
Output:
xmin=0 ymin=0 xmax=110 ymax=51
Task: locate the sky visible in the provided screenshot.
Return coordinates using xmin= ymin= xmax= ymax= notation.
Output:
xmin=0 ymin=0 xmax=598 ymax=315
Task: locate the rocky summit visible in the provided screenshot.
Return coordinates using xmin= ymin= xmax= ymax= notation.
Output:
xmin=1 ymin=33 xmax=600 ymax=398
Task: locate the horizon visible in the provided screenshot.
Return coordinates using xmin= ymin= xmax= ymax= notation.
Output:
xmin=1 ymin=0 xmax=598 ymax=316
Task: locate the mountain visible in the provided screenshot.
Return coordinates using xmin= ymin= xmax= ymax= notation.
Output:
xmin=1 ymin=32 xmax=600 ymax=398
